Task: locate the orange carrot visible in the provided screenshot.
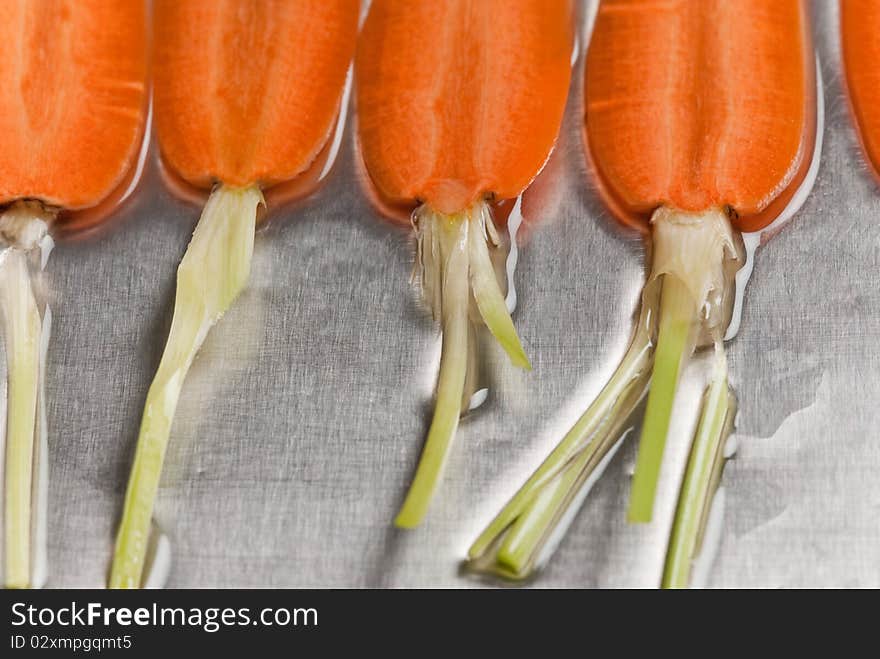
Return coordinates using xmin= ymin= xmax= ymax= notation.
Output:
xmin=155 ymin=0 xmax=358 ymax=191
xmin=842 ymin=0 xmax=880 ymax=180
xmin=0 ymin=0 xmax=147 ymax=590
xmin=0 ymin=1 xmax=147 ymax=210
xmin=356 ymin=0 xmax=573 ymax=527
xmin=470 ymin=0 xmax=816 ymax=583
xmin=357 ymin=0 xmax=573 ymax=218
xmin=111 ymin=0 xmax=359 ymax=588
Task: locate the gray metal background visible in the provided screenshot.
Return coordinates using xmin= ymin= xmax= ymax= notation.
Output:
xmin=43 ymin=0 xmax=879 ymax=588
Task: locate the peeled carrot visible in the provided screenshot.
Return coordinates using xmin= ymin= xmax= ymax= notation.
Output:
xmin=0 ymin=1 xmax=147 ymax=589
xmin=358 ymin=0 xmax=573 ymax=216
xmin=356 ymin=0 xmax=573 ymax=527
xmin=470 ymin=0 xmax=816 ymax=584
xmin=155 ymin=0 xmax=357 ymax=190
xmin=841 ymin=0 xmax=880 ymax=179
xmin=110 ymin=0 xmax=359 ymax=589
xmin=0 ymin=1 xmax=147 ymax=211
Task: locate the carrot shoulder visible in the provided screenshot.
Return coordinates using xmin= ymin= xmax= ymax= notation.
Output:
xmin=585 ymin=0 xmax=814 ymax=232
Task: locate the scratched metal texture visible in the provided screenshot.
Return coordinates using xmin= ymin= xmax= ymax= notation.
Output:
xmin=41 ymin=1 xmax=880 ymax=588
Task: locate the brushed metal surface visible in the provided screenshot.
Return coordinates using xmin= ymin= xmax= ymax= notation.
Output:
xmin=40 ymin=0 xmax=879 ymax=588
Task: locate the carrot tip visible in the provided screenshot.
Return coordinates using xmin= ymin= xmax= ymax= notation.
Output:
xmin=628 ymin=207 xmax=740 ymax=525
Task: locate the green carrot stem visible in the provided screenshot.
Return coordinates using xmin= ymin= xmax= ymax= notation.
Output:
xmin=1 ymin=250 xmax=41 ymax=589
xmin=468 ymin=206 xmax=530 ymax=370
xmin=467 ymin=320 xmax=653 ymax=576
xmin=396 ymin=216 xmax=470 ymax=528
xmin=628 ymin=274 xmax=696 ymax=523
xmin=662 ymin=350 xmax=734 ymax=588
xmin=110 ymin=184 xmax=262 ymax=588
xmin=468 ymin=207 xmax=738 ymax=577
xmin=399 ymin=203 xmax=530 ymax=528
xmin=495 ymin=438 xmax=593 ymax=575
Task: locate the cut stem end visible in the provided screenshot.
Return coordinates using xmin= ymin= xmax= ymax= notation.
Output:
xmin=662 ymin=349 xmax=736 ymax=588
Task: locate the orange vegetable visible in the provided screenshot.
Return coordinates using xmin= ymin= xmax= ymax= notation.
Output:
xmin=357 ymin=0 xmax=573 ymax=217
xmin=356 ymin=0 xmax=573 ymax=528
xmin=0 ymin=0 xmax=147 ymax=590
xmin=111 ymin=0 xmax=359 ymax=588
xmin=585 ymin=0 xmax=815 ymax=233
xmin=0 ymin=0 xmax=147 ymax=211
xmin=155 ymin=0 xmax=358 ymax=190
xmin=842 ymin=0 xmax=880 ymax=179
xmin=470 ymin=0 xmax=816 ymax=583
xmin=589 ymin=0 xmax=814 ymax=534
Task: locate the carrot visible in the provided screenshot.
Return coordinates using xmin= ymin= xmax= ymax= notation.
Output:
xmin=109 ymin=0 xmax=359 ymax=589
xmin=0 ymin=0 xmax=147 ymax=589
xmin=0 ymin=1 xmax=147 ymax=211
xmin=356 ymin=0 xmax=573 ymax=527
xmin=842 ymin=0 xmax=880 ymax=180
xmin=469 ymin=0 xmax=816 ymax=584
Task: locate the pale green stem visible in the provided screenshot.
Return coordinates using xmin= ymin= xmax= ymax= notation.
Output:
xmin=468 ymin=207 xmax=530 ymax=370
xmin=628 ymin=274 xmax=696 ymax=523
xmin=398 ymin=203 xmax=530 ymax=528
xmin=110 ymin=184 xmax=262 ymax=588
xmin=468 ymin=207 xmax=739 ymax=578
xmin=662 ymin=349 xmax=735 ymax=588
xmin=495 ymin=435 xmax=593 ymax=574
xmin=467 ymin=319 xmax=653 ymax=577
xmin=396 ymin=216 xmax=470 ymax=528
xmin=1 ymin=250 xmax=41 ymax=589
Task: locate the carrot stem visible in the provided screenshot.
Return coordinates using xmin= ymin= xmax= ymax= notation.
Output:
xmin=396 ymin=215 xmax=470 ymax=528
xmin=1 ymin=250 xmax=41 ymax=589
xmin=496 ymin=436 xmax=594 ymax=573
xmin=626 ymin=207 xmax=738 ymax=523
xmin=397 ymin=203 xmax=529 ymax=528
xmin=662 ymin=348 xmax=735 ymax=588
xmin=627 ymin=275 xmax=695 ymax=523
xmin=467 ymin=319 xmax=653 ymax=579
xmin=468 ymin=205 xmax=530 ymax=370
xmin=469 ymin=207 xmax=740 ymax=578
xmin=110 ymin=184 xmax=262 ymax=588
